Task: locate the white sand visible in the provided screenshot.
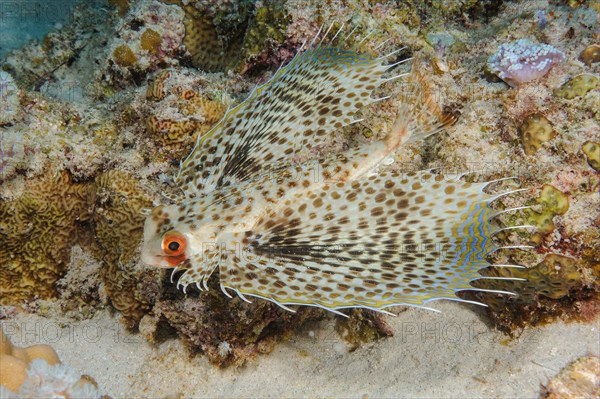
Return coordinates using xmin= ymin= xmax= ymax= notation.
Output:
xmin=3 ymin=302 xmax=598 ymax=398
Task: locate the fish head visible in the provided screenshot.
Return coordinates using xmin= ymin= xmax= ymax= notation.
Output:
xmin=141 ymin=204 xmax=190 ymax=268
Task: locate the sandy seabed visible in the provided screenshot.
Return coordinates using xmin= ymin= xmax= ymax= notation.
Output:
xmin=3 ymin=302 xmax=598 ymax=398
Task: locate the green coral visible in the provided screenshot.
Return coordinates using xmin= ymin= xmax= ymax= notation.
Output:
xmin=140 ymin=29 xmax=162 ymax=55
xmin=479 ymin=254 xmax=582 ymax=302
xmin=242 ymin=2 xmax=290 ymax=58
xmin=467 ymin=254 xmax=598 ymax=334
xmin=582 ymin=141 xmax=600 ymax=171
xmin=555 ymin=74 xmax=600 ymax=99
xmin=526 ymin=184 xmax=569 ymax=235
xmin=519 ymin=114 xmax=556 ymax=156
xmin=113 ymin=44 xmax=137 ymax=67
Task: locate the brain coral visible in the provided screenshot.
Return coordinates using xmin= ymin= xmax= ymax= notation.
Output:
xmin=0 ymin=171 xmax=95 ymax=304
xmin=92 ymin=170 xmax=159 ymax=328
xmin=487 ymin=39 xmax=565 ymax=87
xmin=518 ymin=113 xmax=556 ymax=156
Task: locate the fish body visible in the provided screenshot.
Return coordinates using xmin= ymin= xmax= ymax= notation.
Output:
xmin=142 ymin=30 xmax=520 ymax=314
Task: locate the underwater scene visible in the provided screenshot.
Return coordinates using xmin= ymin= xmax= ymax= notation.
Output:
xmin=0 ymin=0 xmax=599 ymax=398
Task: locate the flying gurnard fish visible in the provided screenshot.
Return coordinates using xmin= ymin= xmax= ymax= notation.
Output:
xmin=141 ymin=25 xmax=527 ymax=316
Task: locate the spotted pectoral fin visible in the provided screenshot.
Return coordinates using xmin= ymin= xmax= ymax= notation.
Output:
xmin=176 ymin=42 xmax=392 ymax=197
xmin=217 ymin=171 xmax=516 ymax=314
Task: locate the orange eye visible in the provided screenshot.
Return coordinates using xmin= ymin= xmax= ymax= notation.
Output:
xmin=162 ymin=232 xmax=187 ymax=257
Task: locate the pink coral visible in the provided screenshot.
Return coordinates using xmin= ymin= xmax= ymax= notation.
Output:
xmin=487 ymin=38 xmax=565 ymax=87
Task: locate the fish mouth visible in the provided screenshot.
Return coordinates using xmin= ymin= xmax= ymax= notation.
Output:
xmin=141 ymin=250 xmax=187 ymax=269
xmin=141 ymin=251 xmax=171 ymax=268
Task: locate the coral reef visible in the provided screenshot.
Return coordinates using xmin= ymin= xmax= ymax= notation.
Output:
xmin=17 ymin=359 xmax=104 ymax=399
xmin=175 ymin=1 xmax=244 ymax=72
xmin=55 ymin=246 xmax=104 ymax=319
xmin=0 ymin=71 xmax=20 ymax=126
xmin=141 ymin=68 xmax=227 ymax=159
xmin=467 ymin=253 xmax=599 ymax=334
xmin=159 ymin=0 xmax=291 ymax=74
xmin=487 ymin=39 xmax=565 ymax=87
xmin=519 ymin=114 xmax=556 ymax=156
xmin=0 ymin=171 xmax=95 ymax=304
xmin=112 ymin=44 xmax=138 ymax=68
xmin=0 ymin=0 xmax=599 ymax=373
xmin=0 ymin=130 xmax=31 ymax=183
xmin=105 ymin=0 xmax=185 ymax=86
xmin=0 ymin=327 xmax=107 ymax=398
xmin=335 ymin=309 xmax=395 ymax=352
xmin=541 ymin=355 xmax=600 ymax=399
xmin=555 ymin=74 xmax=600 ymax=99
xmin=108 ymin=0 xmax=131 ymax=16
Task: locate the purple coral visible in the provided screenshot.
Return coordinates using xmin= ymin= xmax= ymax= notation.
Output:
xmin=487 ymin=39 xmax=565 ymax=87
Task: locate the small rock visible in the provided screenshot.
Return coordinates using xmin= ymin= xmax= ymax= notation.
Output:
xmin=579 ymin=44 xmax=600 ymax=65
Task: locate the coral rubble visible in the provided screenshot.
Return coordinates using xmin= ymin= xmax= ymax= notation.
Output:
xmin=542 ymin=355 xmax=600 ymax=399
xmin=150 ymin=282 xmax=325 ymax=367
